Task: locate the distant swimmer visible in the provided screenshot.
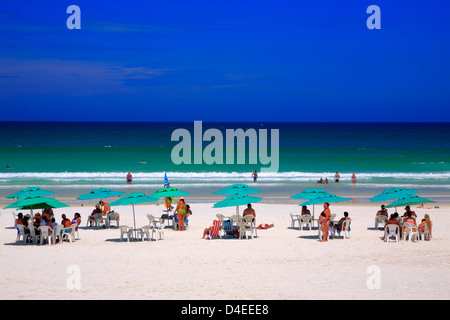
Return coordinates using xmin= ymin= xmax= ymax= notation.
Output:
xmin=139 ymin=160 xmax=147 ymax=164
xmin=6 ymin=165 xmax=14 ymax=170
xmin=127 ymin=171 xmax=132 ymax=184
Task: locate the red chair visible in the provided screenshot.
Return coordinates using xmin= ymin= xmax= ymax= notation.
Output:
xmin=203 ymin=220 xmax=222 ymax=239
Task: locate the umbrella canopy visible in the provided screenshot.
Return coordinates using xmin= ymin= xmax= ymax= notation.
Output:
xmin=213 ymin=194 xmax=262 ymax=208
xmin=213 ymin=193 xmax=262 ymax=222
xmin=213 ymin=184 xmax=261 ymax=195
xmin=77 ymin=188 xmax=125 ymax=200
xmin=6 ymin=187 xmax=54 ymax=199
xmin=4 ymin=195 xmax=69 ymax=216
xmin=16 ymin=200 xmax=69 ymax=210
xmin=4 ymin=196 xmax=59 ymax=209
xmin=108 ymin=192 xmax=158 ymax=233
xmin=290 ymin=188 xmax=328 ymax=200
xmin=151 ymin=187 xmax=190 ymax=199
xmin=370 ymin=188 xmax=418 ymax=202
xmin=385 ymin=194 xmax=435 ymax=209
xmin=299 ymin=194 xmax=351 ymax=206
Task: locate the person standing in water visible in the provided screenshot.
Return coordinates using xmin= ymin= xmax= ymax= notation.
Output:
xmin=351 ymin=173 xmax=357 ymax=185
xmin=126 ymin=171 xmax=132 ymax=184
xmin=252 ymin=170 xmax=258 ymax=182
xmin=334 ymin=172 xmax=340 ymax=183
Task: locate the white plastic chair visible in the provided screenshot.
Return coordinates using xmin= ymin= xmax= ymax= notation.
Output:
xmin=375 ymin=215 xmax=387 ymax=229
xmin=403 ymin=222 xmax=419 ymax=242
xmin=243 ymin=215 xmax=257 ymax=239
xmin=61 ymin=224 xmax=76 ymax=243
xmin=120 ymin=225 xmax=132 ymax=242
xmin=16 ymin=224 xmax=27 ymax=243
xmin=339 ymin=219 xmax=351 ymax=239
xmin=231 ymin=215 xmax=243 ymax=227
xmin=300 ymin=214 xmax=312 ymax=230
xmin=152 ymin=222 xmax=167 ymax=240
xmin=290 ymin=213 xmax=301 ymax=229
xmin=238 ymin=221 xmax=248 ymax=239
xmin=53 ymin=225 xmax=64 ymax=244
xmin=26 ymin=225 xmax=38 ymax=244
xmin=139 ymin=225 xmax=152 ymax=241
xmin=384 ymin=224 xmax=400 ymax=243
xmin=107 ymin=211 xmax=120 ymax=228
xmin=92 ymin=213 xmax=107 ymax=228
xmin=39 ymin=226 xmax=53 ymax=245
xmin=12 ymin=212 xmax=18 ymax=228
xmin=147 ymin=214 xmax=160 ymax=229
xmin=420 ymin=223 xmax=432 ymax=241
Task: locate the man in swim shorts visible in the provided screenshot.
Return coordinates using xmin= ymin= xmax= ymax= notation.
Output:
xmin=127 ymin=171 xmax=132 ymax=184
xmin=252 ymin=171 xmax=258 ymax=182
xmin=334 ymin=172 xmax=340 ymax=183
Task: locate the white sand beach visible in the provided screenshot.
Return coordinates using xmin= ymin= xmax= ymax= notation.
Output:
xmin=1 ymin=202 xmax=449 ymax=300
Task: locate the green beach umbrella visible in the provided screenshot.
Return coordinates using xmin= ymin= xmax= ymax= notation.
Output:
xmin=151 ymin=187 xmax=190 ymax=199
xmin=385 ymin=194 xmax=435 ymax=209
xmin=16 ymin=200 xmax=70 ymax=210
xmin=4 ymin=195 xmax=69 ymax=216
xmin=213 ymin=193 xmax=262 ymax=220
xmin=370 ymin=188 xmax=418 ymax=202
xmin=290 ymin=188 xmax=328 ymax=200
xmin=213 ymin=184 xmax=261 ymax=195
xmin=300 ymin=194 xmax=351 ymax=206
xmin=77 ymin=188 xmax=125 ymax=201
xmin=290 ymin=189 xmax=331 ymax=221
xmin=6 ymin=187 xmax=54 ymax=199
xmin=4 ymin=196 xmax=60 ymax=209
xmin=108 ymin=192 xmax=158 ymax=236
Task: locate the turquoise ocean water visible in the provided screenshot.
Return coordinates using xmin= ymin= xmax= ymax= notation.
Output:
xmin=0 ymin=122 xmax=449 ymax=203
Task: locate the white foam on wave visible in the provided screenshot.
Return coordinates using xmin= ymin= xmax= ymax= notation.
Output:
xmin=1 ymin=171 xmax=450 ymax=181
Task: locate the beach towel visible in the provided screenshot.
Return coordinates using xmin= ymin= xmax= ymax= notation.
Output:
xmin=257 ymin=223 xmax=274 ymax=230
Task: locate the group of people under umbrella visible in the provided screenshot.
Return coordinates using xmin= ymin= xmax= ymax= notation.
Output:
xmin=6 ymin=184 xmax=436 ymax=243
xmin=290 ymin=187 xmax=435 ymax=241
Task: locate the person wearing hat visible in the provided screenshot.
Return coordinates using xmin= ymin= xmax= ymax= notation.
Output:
xmin=376 ymin=205 xmax=388 ymax=217
xmin=88 ymin=205 xmax=102 ymax=227
xmin=174 ymin=197 xmax=187 ymax=231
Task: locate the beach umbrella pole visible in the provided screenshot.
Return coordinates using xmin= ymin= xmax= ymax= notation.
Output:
xmin=132 ymin=204 xmax=137 ymax=239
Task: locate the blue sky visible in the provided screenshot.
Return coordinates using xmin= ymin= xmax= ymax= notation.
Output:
xmin=0 ymin=0 xmax=449 ymax=122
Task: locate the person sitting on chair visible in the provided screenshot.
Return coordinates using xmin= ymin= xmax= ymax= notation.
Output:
xmin=336 ymin=212 xmax=351 ymax=234
xmin=301 ymin=205 xmax=311 ymax=216
xmin=376 ymin=205 xmax=388 ymax=217
xmin=243 ymin=204 xmax=256 ymax=221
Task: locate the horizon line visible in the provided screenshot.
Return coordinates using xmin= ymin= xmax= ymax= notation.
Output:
xmin=0 ymin=120 xmax=449 ymax=124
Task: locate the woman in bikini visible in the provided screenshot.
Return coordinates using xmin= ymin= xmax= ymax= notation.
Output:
xmin=318 ymin=202 xmax=331 ymax=242
xmin=174 ymin=197 xmax=187 ymax=231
